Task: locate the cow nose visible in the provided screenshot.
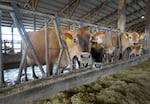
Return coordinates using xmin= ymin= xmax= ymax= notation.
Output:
xmin=80 ymin=52 xmax=91 ymax=64
xmin=81 ymin=55 xmax=84 ymax=58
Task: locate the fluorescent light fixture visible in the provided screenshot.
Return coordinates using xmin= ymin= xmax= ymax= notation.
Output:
xmin=141 ymin=15 xmax=144 ymax=19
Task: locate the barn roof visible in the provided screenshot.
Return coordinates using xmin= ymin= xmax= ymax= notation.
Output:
xmin=0 ymin=0 xmax=146 ymax=33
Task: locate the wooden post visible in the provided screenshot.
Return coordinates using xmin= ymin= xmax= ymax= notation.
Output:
xmin=117 ymin=0 xmax=126 ymax=33
xmin=145 ymin=0 xmax=150 ymax=52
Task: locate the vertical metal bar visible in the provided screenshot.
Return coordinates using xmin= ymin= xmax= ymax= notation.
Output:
xmin=53 ymin=14 xmax=64 ymax=74
xmin=16 ymin=49 xmax=27 ymax=83
xmin=11 ymin=27 xmax=14 ymax=50
xmin=79 ymin=20 xmax=83 ymax=28
xmin=45 ymin=19 xmax=50 ymax=76
xmin=53 ymin=14 xmax=72 ymax=74
xmin=105 ymin=29 xmax=108 ymax=47
xmin=0 ymin=10 xmax=4 ymax=87
xmin=33 ymin=15 xmax=36 ymax=31
xmin=109 ymin=28 xmax=112 ymax=46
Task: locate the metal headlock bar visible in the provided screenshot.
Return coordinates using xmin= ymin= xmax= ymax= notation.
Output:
xmin=10 ymin=3 xmax=45 ymax=82
xmin=53 ymin=14 xmax=72 ymax=75
xmin=108 ymin=27 xmax=113 ymax=46
xmin=45 ymin=19 xmax=50 ymax=76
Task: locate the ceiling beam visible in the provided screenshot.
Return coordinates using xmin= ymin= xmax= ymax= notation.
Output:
xmin=58 ymin=0 xmax=80 ymax=18
xmin=81 ymin=0 xmax=109 ymax=20
xmin=24 ymin=0 xmax=39 ymax=10
xmin=107 ymin=6 xmax=145 ymax=26
xmin=94 ymin=9 xmax=117 ymax=24
xmin=127 ymin=16 xmax=144 ymax=26
xmin=130 ymin=21 xmax=145 ymax=30
xmin=93 ymin=0 xmax=138 ymax=24
xmin=127 ymin=20 xmax=145 ymax=31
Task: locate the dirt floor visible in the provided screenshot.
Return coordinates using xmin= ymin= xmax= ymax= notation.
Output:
xmin=35 ymin=58 xmax=150 ymax=104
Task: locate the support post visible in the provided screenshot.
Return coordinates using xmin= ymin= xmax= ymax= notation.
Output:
xmin=45 ymin=19 xmax=50 ymax=76
xmin=0 ymin=10 xmax=4 ymax=87
xmin=117 ymin=0 xmax=126 ymax=33
xmin=145 ymin=0 xmax=150 ymax=53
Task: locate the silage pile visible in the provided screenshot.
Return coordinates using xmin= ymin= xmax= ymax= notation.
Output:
xmin=36 ymin=59 xmax=150 ymax=104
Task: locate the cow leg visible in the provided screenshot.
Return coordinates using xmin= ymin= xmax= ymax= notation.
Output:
xmin=84 ymin=63 xmax=88 ymax=67
xmin=32 ymin=65 xmax=38 ymax=79
xmin=50 ymin=64 xmax=53 ymax=75
xmin=72 ymin=56 xmax=80 ymax=69
xmin=24 ymin=66 xmax=28 ymax=81
xmin=72 ymin=56 xmax=77 ymax=69
xmin=106 ymin=54 xmax=109 ymax=64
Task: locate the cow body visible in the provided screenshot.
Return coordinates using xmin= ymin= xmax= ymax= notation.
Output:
xmin=90 ymin=32 xmax=116 ymax=67
xmin=23 ymin=27 xmax=91 ymax=80
xmin=90 ymin=31 xmax=141 ymax=67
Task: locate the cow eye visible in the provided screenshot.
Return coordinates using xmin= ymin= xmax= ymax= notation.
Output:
xmin=73 ymin=37 xmax=79 ymax=43
xmin=128 ymin=36 xmax=132 ymax=39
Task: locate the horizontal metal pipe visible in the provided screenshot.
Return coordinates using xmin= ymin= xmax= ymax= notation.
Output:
xmin=0 ymin=54 xmax=150 ymax=104
xmin=0 ymin=4 xmax=55 ymax=19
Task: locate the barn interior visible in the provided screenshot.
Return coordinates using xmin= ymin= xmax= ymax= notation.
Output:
xmin=0 ymin=0 xmax=150 ymax=103
xmin=0 ymin=0 xmax=148 ymax=69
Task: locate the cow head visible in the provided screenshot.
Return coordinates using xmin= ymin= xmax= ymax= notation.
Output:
xmin=74 ymin=28 xmax=92 ymax=64
xmin=75 ymin=28 xmax=91 ymax=52
xmin=90 ymin=32 xmax=105 ymax=63
xmin=124 ymin=32 xmax=140 ymax=46
xmin=62 ymin=28 xmax=92 ymax=66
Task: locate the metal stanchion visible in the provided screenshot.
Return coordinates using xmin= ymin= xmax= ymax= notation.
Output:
xmin=0 ymin=10 xmax=4 ymax=87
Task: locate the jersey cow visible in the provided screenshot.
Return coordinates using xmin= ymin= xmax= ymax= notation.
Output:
xmin=90 ymin=32 xmax=116 ymax=67
xmin=90 ymin=31 xmax=142 ymax=68
xmin=22 ymin=27 xmax=91 ymax=81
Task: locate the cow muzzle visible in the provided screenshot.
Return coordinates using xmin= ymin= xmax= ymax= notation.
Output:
xmin=80 ymin=52 xmax=91 ymax=64
xmin=133 ymin=43 xmax=139 ymax=46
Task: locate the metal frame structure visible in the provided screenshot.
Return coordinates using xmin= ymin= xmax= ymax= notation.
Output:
xmin=0 ymin=0 xmax=149 ymax=87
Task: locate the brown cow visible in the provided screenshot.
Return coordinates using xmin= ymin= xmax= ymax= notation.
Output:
xmin=23 ymin=27 xmax=91 ymax=81
xmin=129 ymin=33 xmax=145 ymax=58
xmin=90 ymin=31 xmax=141 ymax=67
xmin=120 ymin=32 xmax=140 ymax=52
xmin=91 ymin=32 xmax=116 ymax=67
